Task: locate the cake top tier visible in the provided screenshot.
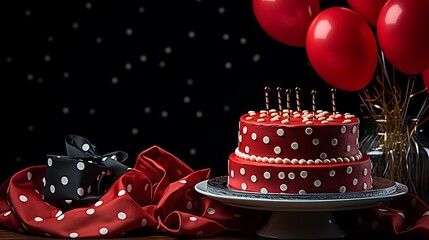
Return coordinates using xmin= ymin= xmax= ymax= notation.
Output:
xmin=241 ymin=109 xmax=359 ymax=126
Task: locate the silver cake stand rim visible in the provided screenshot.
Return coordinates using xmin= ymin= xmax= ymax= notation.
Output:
xmin=202 ymin=175 xmax=402 ymax=207
xmin=195 ymin=176 xmax=408 ymax=239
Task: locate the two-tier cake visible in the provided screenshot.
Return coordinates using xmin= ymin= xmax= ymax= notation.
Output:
xmin=227 ymin=87 xmax=373 ymax=194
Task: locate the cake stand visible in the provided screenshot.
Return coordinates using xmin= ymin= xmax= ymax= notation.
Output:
xmin=194 ymin=176 xmax=408 ymax=239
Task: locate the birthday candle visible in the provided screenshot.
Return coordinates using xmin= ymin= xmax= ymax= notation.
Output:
xmin=276 ymin=87 xmax=282 ymax=113
xmin=311 ymin=90 xmax=317 ymax=119
xmin=295 ymin=87 xmax=301 ymax=113
xmin=264 ymin=86 xmax=270 ymax=112
xmin=285 ymin=89 xmax=291 ymax=121
xmin=331 ymin=88 xmax=337 ymax=116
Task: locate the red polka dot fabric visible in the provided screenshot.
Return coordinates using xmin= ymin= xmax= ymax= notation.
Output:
xmin=0 ymin=146 xmax=264 ymax=238
xmin=337 ymin=193 xmax=429 ymax=239
xmin=0 ymin=145 xmax=428 ymax=238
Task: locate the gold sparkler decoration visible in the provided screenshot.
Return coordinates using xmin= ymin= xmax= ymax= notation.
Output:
xmin=359 ymin=52 xmax=429 ymax=203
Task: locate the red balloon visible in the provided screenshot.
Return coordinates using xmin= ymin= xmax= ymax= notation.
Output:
xmin=423 ymin=69 xmax=429 ymax=93
xmin=253 ymin=0 xmax=321 ymax=47
xmin=347 ymin=0 xmax=387 ymax=26
xmin=377 ymin=0 xmax=429 ymax=75
xmin=306 ymin=7 xmax=378 ymax=92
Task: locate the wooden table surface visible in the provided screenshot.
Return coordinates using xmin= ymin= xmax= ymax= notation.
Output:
xmin=0 ymin=227 xmax=378 ymax=240
xmin=0 ymin=227 xmax=374 ymax=240
xmin=0 ymin=227 xmax=258 ymax=239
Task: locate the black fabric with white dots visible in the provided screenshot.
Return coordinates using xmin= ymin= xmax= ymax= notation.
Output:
xmin=44 ymin=134 xmax=129 ymax=209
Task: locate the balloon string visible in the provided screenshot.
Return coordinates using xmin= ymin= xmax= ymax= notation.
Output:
xmin=401 ymin=75 xmax=415 ymax=123
xmin=411 ymin=95 xmax=429 ymax=135
xmin=358 ymin=91 xmax=376 ymax=116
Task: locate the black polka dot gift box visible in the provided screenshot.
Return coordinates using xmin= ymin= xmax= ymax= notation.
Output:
xmin=43 ymin=135 xmax=130 ymax=209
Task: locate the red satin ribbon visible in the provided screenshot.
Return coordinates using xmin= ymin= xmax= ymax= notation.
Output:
xmin=0 ymin=146 xmax=263 ymax=238
xmin=0 ymin=145 xmax=428 ymax=238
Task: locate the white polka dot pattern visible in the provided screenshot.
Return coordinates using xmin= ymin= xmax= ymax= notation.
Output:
xmin=346 ymin=166 xmax=353 ymax=174
xmin=314 ymin=180 xmax=321 ymax=187
xmin=99 ymin=227 xmax=108 ymax=235
xmin=141 ymin=218 xmax=147 ymax=227
xmin=251 ymin=175 xmax=257 ymax=182
xmin=291 ymin=142 xmax=299 ymax=150
xmin=118 ymin=212 xmax=127 ymax=220
xmin=312 ymin=138 xmax=319 ymax=145
xmin=77 ymin=188 xmax=84 ymax=196
xmin=61 ymin=176 xmax=69 ymax=185
xmin=50 ymin=185 xmax=55 ymax=194
xmin=19 ymin=195 xmax=28 ymax=203
xmin=43 ymin=135 xmax=130 ymax=205
xmin=263 ymin=172 xmax=271 ymax=179
xmin=207 ymin=207 xmax=215 ymax=215
xmin=238 ymin=112 xmax=360 ymax=161
xmin=76 ymin=162 xmax=85 ymax=170
xmin=228 ymin=153 xmax=372 ymax=194
xmin=82 ymin=143 xmax=90 ymax=151
xmin=263 ymin=136 xmax=270 ymax=144
xmin=251 ymin=133 xmax=257 ymax=140
xmin=27 ymin=172 xmax=32 ymax=181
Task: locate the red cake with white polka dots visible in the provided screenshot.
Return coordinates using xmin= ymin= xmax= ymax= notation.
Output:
xmin=227 ymin=109 xmax=373 ymax=194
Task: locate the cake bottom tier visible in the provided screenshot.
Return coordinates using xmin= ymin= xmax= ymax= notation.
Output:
xmin=228 ymin=153 xmax=373 ymax=194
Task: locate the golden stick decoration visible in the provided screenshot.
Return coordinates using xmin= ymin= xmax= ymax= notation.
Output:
xmin=264 ymin=86 xmax=270 ymax=112
xmin=276 ymin=87 xmax=283 ymax=114
xmin=357 ymin=51 xmax=429 ymax=204
xmin=295 ymin=87 xmax=301 ymax=113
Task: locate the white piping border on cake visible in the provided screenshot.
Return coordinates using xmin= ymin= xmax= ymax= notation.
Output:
xmin=234 ymin=148 xmax=363 ymax=165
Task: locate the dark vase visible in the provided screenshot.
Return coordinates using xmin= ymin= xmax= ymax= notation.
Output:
xmin=359 ymin=116 xmax=429 ymax=204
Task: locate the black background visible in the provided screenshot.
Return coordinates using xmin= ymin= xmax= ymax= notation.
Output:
xmin=1 ymin=0 xmax=427 ymax=183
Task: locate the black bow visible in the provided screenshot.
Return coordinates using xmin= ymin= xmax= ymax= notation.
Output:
xmin=43 ymin=135 xmax=130 ymax=207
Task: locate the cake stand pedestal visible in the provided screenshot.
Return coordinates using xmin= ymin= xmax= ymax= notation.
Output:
xmin=255 ymin=211 xmax=347 ymax=239
xmin=194 ymin=176 xmax=408 ymax=239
